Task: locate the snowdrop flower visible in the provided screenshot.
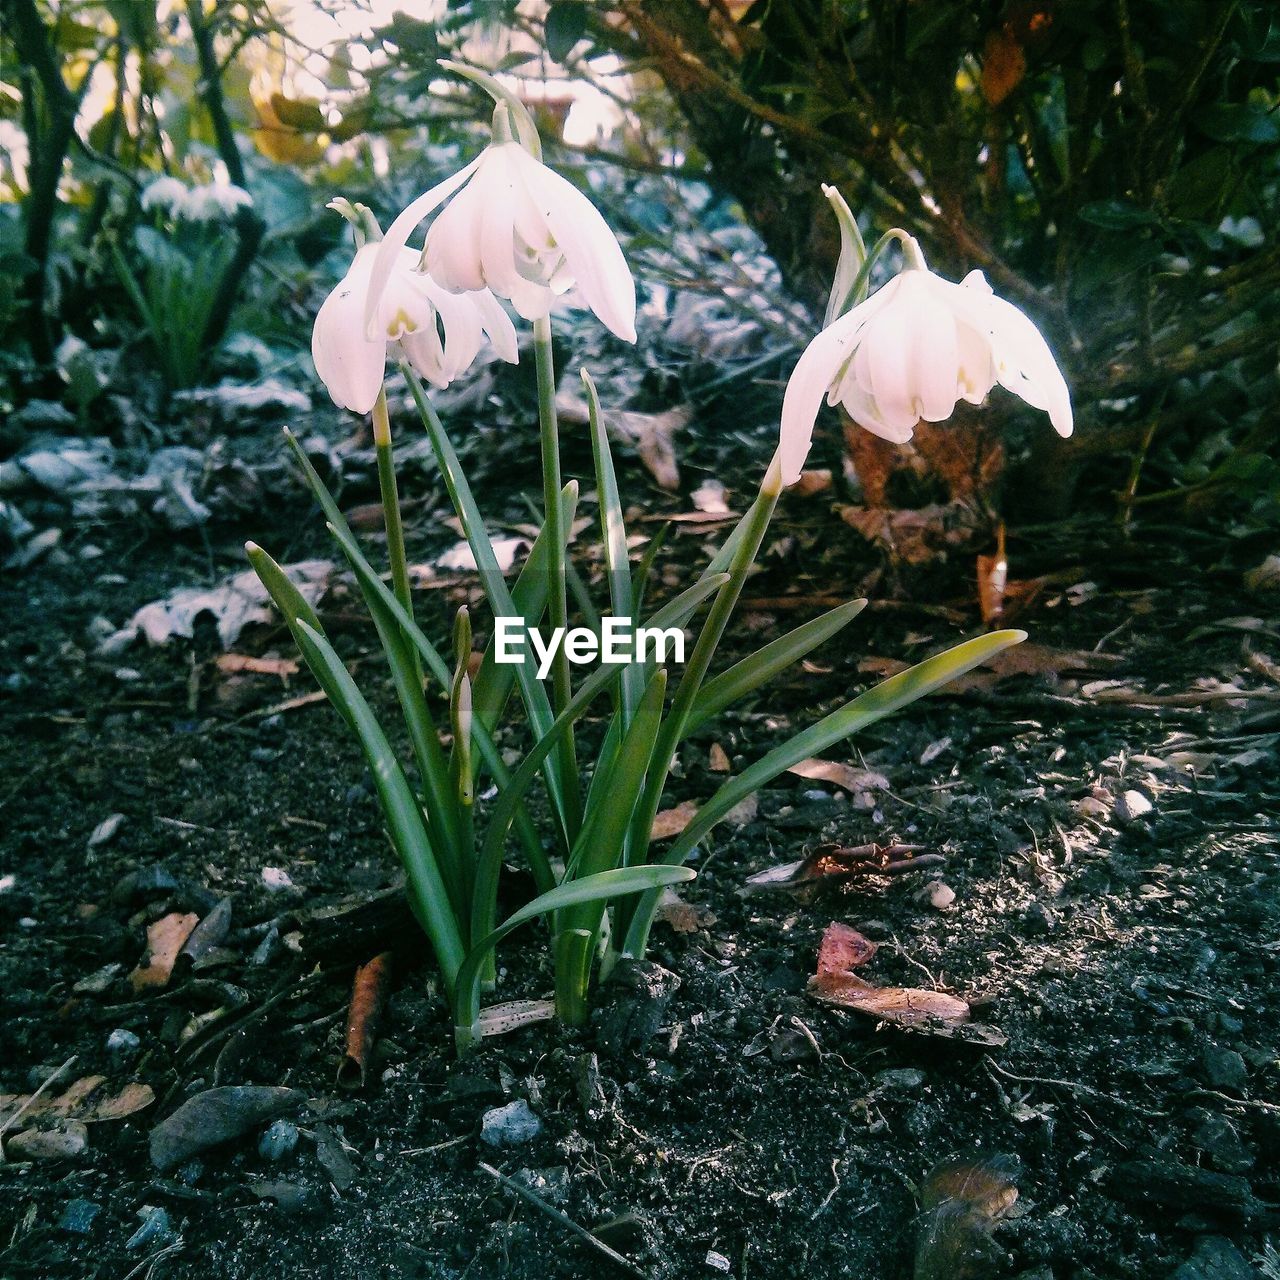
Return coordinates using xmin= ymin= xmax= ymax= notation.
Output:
xmin=776 ymin=240 xmax=1072 ymax=487
xmin=181 ymin=182 xmax=254 ymax=222
xmin=368 ymin=142 xmax=636 ymax=343
xmin=312 ymin=241 xmax=517 ymax=414
xmin=140 ymin=176 xmax=188 ymax=217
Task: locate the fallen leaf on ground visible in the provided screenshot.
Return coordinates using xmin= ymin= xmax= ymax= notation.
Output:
xmin=150 ymin=1085 xmax=304 ymax=1171
xmin=437 ymin=536 xmax=528 ymax=574
xmin=809 ymin=927 xmax=1004 ymax=1046
xmin=0 ymin=1078 xmax=154 ymax=1128
xmin=708 ymin=743 xmax=731 ymax=773
xmin=129 ymin=912 xmax=200 ymax=992
xmin=789 ymin=758 xmax=890 ymax=793
xmin=1244 ymin=554 xmax=1280 ymax=592
xmin=477 ymin=999 xmax=557 ymax=1038
xmin=556 ymin=392 xmax=689 ymax=490
xmin=100 ymin=561 xmax=332 ymax=653
xmin=976 ymin=524 xmax=1007 ymax=625
xmin=790 ymin=469 xmax=832 ymax=497
xmin=914 ymin=1153 xmax=1021 ymax=1280
xmin=654 ymin=887 xmax=717 ymax=935
xmin=816 ymin=922 xmax=877 ymax=977
xmin=338 ymin=952 xmax=392 ymax=1091
xmin=746 ymin=842 xmax=943 ymax=890
xmin=692 ymin=479 xmax=730 ymax=514
xmin=650 ymin=799 xmax=699 ymax=840
xmin=215 ymin=654 xmax=299 ymax=679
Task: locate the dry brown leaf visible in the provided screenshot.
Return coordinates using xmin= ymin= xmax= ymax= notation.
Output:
xmin=477 ymin=999 xmax=556 ymax=1038
xmin=790 ymin=469 xmax=832 ymax=497
xmin=215 ymin=654 xmax=298 ymax=679
xmin=746 ymin=842 xmax=942 ymax=891
xmin=915 ymin=1154 xmax=1021 ymax=1280
xmin=129 ymin=912 xmax=199 ymax=992
xmin=654 ymin=887 xmax=716 ymax=935
xmin=977 ymin=524 xmax=1007 ymax=626
xmin=0 ymin=1078 xmax=155 ymax=1128
xmin=981 ymin=26 xmax=1027 ymax=105
xmin=691 ymin=479 xmax=730 ymax=514
xmin=708 ymin=742 xmax=731 ymax=773
xmin=338 ymin=951 xmax=392 ymax=1091
xmin=816 ymin=922 xmax=877 ymax=978
xmin=650 ymin=799 xmax=698 ymax=841
xmin=789 ymin=758 xmax=889 ymax=793
xmin=811 ymin=972 xmax=971 ymax=1026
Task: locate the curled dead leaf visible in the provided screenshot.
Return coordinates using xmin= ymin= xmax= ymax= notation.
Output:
xmin=816 ymin=922 xmax=877 ymax=977
xmin=789 ymin=758 xmax=890 ymax=794
xmin=477 ymin=999 xmax=556 ymax=1038
xmin=650 ymin=799 xmax=699 ymax=841
xmin=745 ymin=842 xmax=943 ymax=891
xmin=915 ymin=1153 xmax=1021 ymax=1280
xmin=130 ymin=912 xmax=200 ymax=992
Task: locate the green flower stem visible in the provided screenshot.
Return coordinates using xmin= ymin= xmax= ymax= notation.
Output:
xmin=842 ymin=228 xmax=928 ymax=311
xmin=533 ymin=315 xmax=582 ymax=840
xmin=373 ymin=388 xmax=419 ymax=659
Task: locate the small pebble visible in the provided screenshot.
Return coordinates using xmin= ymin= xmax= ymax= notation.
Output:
xmin=920 ymin=881 xmax=955 ymax=910
xmin=1115 ymin=789 xmax=1154 ymax=823
xmin=1201 ymin=1044 xmax=1248 ymax=1092
xmin=260 ymin=867 xmax=294 ymax=893
xmin=480 ymin=1100 xmax=542 ymax=1148
xmin=106 ymin=1028 xmax=141 ymax=1067
xmin=126 ymin=1205 xmax=172 ymax=1252
xmin=259 ymin=1119 xmax=299 ymax=1162
xmin=88 ymin=814 xmax=125 ymax=848
xmin=58 ymin=1198 xmax=102 ymax=1235
xmin=875 ymin=1067 xmax=926 ymax=1091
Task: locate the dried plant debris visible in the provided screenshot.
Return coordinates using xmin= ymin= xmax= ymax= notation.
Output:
xmin=746 ymin=842 xmax=944 ymax=891
xmin=129 ymin=912 xmax=200 ymax=992
xmin=914 ymin=1154 xmax=1021 ymax=1280
xmin=0 ymin=1078 xmax=154 ymax=1130
xmin=338 ymin=952 xmax=393 ymax=1090
xmin=99 ymin=560 xmax=333 ymax=652
xmin=809 ymin=924 xmax=1005 ymax=1046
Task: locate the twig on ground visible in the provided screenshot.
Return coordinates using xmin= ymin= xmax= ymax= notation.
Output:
xmin=479 ymin=1161 xmax=647 ymax=1279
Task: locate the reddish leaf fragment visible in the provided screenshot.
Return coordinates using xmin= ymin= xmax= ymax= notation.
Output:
xmin=129 ymin=912 xmax=199 ymax=992
xmin=816 ymin=923 xmax=877 ymax=980
xmin=338 ymin=951 xmax=392 ymax=1091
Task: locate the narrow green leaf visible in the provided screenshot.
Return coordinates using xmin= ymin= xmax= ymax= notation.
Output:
xmin=583 ymin=367 xmax=641 ymax=730
xmin=686 ymin=599 xmax=867 ymax=731
xmin=293 ymin=621 xmax=465 ymax=989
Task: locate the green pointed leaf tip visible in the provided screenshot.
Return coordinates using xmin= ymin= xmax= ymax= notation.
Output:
xmin=439 ymin=60 xmax=542 ymax=159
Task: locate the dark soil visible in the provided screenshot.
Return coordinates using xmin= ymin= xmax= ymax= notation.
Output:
xmin=2 ymin=405 xmax=1278 ymax=1280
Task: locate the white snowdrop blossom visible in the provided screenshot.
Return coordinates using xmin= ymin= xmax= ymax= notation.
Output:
xmin=776 ymin=252 xmax=1072 ymax=487
xmin=313 ymin=242 xmax=518 ymax=414
xmin=140 ymin=176 xmax=189 ymax=217
xmin=368 ymin=142 xmax=636 ymax=343
xmin=181 ymin=183 xmax=254 ymax=222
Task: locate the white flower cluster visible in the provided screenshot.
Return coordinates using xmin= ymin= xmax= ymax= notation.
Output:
xmin=140 ymin=176 xmax=254 ymax=222
xmin=311 ymin=82 xmax=1072 ymax=484
xmin=313 ymin=133 xmax=638 ymax=414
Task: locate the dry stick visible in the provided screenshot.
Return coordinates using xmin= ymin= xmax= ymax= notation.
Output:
xmin=0 ymin=1054 xmax=77 ymax=1158
xmin=478 ymin=1162 xmax=647 ymax=1280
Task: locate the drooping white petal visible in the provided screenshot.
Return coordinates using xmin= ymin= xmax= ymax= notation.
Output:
xmin=466 ymin=288 xmax=519 ymax=364
xmin=778 ymin=289 xmax=892 ymax=485
xmin=509 ymin=144 xmax=636 ymax=342
xmin=313 ymin=253 xmax=387 ymax=413
xmin=365 ymin=156 xmax=483 ymax=339
xmin=950 ymin=273 xmax=1072 ymax=436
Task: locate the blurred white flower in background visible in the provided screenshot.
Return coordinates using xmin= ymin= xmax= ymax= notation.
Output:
xmin=313 ymin=242 xmax=517 ymax=414
xmin=181 ymin=183 xmax=254 ymax=221
xmin=368 ymin=141 xmax=636 ymax=343
xmin=777 ymin=244 xmax=1072 ymax=487
xmin=139 ymin=176 xmax=189 ymax=217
